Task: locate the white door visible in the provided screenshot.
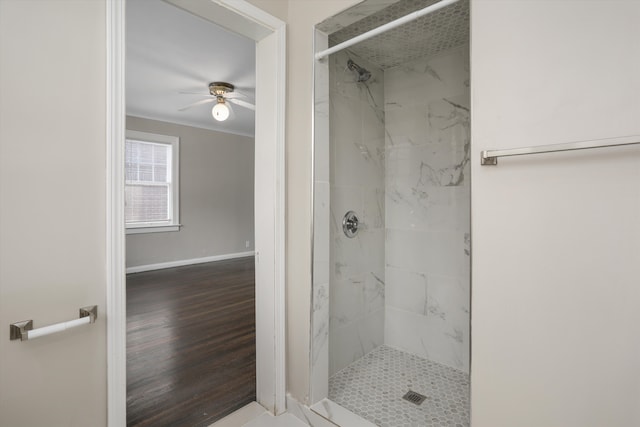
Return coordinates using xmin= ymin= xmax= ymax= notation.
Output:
xmin=0 ymin=1 xmax=108 ymax=425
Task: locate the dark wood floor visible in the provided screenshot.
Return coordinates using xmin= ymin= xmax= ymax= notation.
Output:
xmin=126 ymin=257 xmax=256 ymax=427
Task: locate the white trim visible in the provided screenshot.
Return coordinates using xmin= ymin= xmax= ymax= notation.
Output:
xmin=106 ymin=0 xmax=126 ymax=426
xmin=167 ymin=0 xmax=271 ymax=41
xmin=126 ymin=129 xmax=178 ymax=145
xmin=125 ymin=129 xmax=180 ymax=229
xmin=253 ymin=18 xmax=287 ymax=414
xmin=125 ymin=224 xmax=181 ymax=234
xmin=273 ymin=21 xmax=287 ymax=416
xmin=126 ymin=251 xmax=256 ymax=274
xmin=108 ymin=0 xmax=286 ymax=423
xmin=309 ymin=27 xmax=329 ymax=406
xmin=213 ymin=0 xmax=285 ymax=33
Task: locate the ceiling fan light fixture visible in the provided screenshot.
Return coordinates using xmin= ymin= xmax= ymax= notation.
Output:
xmin=212 ymin=100 xmax=230 ymax=121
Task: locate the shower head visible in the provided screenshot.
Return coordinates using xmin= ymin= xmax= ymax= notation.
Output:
xmin=347 ymin=59 xmax=372 ymax=83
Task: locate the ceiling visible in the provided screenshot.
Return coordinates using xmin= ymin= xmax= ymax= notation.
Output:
xmin=126 ymin=0 xmax=256 ymax=136
xmin=320 ymin=0 xmax=469 ymax=70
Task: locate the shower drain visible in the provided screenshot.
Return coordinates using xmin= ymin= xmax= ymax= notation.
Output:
xmin=402 ymin=390 xmax=427 ymax=405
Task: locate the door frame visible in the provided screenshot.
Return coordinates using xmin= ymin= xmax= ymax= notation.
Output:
xmin=106 ymin=1 xmax=286 ymax=425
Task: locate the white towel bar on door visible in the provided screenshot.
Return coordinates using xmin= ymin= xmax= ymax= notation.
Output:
xmin=10 ymin=305 xmax=97 ymax=341
xmin=481 ymin=135 xmax=640 ymax=165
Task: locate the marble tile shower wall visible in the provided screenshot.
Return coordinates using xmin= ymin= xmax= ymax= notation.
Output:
xmin=312 ymin=30 xmax=331 ymax=403
xmin=329 ymin=51 xmax=386 ymax=376
xmin=384 ymin=45 xmax=470 ymax=373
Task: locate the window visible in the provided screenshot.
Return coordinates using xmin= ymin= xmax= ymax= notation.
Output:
xmin=125 ymin=130 xmax=180 ymax=234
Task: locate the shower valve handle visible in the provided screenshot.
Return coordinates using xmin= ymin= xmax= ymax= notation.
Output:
xmin=342 ymin=211 xmax=361 ymax=238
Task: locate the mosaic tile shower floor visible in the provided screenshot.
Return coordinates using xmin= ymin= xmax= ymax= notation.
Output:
xmin=329 ymin=345 xmax=469 ymax=427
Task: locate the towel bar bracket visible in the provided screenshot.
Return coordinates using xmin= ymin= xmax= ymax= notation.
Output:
xmin=9 ymin=320 xmax=33 ymax=341
xmin=480 ymin=153 xmax=497 ymax=165
xmin=80 ymin=305 xmax=98 ymax=323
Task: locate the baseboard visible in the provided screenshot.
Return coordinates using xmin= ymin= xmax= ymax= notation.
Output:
xmin=126 ymin=251 xmax=255 ymax=274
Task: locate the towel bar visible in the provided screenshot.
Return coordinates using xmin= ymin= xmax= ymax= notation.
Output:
xmin=481 ymin=135 xmax=640 ymax=165
xmin=10 ymin=305 xmax=97 ymax=341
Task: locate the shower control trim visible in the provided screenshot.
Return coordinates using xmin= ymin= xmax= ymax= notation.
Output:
xmin=342 ymin=211 xmax=360 ymax=238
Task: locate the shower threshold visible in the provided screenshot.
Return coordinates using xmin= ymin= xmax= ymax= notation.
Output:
xmin=327 ymin=345 xmax=469 ymax=427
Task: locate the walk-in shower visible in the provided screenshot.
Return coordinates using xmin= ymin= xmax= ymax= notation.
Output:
xmin=312 ymin=0 xmax=470 ymax=426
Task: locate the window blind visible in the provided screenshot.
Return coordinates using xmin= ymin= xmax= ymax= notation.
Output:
xmin=125 ymin=139 xmax=173 ymax=224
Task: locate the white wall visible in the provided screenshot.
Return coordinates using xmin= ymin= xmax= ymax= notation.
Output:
xmin=384 ymin=46 xmax=470 ymax=373
xmin=471 ymin=1 xmax=640 ymax=426
xmin=247 ymin=0 xmax=363 ymax=403
xmin=125 ymin=116 xmax=254 ymax=269
xmin=0 ymin=1 xmax=107 ymax=425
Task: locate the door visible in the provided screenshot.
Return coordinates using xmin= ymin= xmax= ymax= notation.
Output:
xmin=0 ymin=1 xmax=108 ymax=425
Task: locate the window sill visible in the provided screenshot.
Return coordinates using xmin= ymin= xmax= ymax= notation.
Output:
xmin=126 ymin=224 xmax=182 ymax=235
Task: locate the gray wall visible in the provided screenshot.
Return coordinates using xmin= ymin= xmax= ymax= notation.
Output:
xmin=126 ymin=116 xmax=254 ymax=268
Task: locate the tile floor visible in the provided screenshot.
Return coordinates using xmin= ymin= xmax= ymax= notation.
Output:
xmin=329 ymin=345 xmax=469 ymax=427
xmin=209 ymin=402 xmax=309 ymax=427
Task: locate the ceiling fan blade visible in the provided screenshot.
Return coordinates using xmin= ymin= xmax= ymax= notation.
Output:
xmin=226 ymin=90 xmax=254 ymax=99
xmin=224 ymin=92 xmax=245 ymax=99
xmin=227 ymin=98 xmax=255 ymax=111
xmin=179 ymin=90 xmax=214 ymax=96
xmin=227 ymin=102 xmax=237 ymax=120
xmin=178 ymin=98 xmax=215 ymax=111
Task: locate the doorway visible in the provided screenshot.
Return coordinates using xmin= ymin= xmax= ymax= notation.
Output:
xmin=106 ymin=1 xmax=286 ymax=425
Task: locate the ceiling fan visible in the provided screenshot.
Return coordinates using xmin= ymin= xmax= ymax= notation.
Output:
xmin=179 ymin=82 xmax=255 ymax=122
